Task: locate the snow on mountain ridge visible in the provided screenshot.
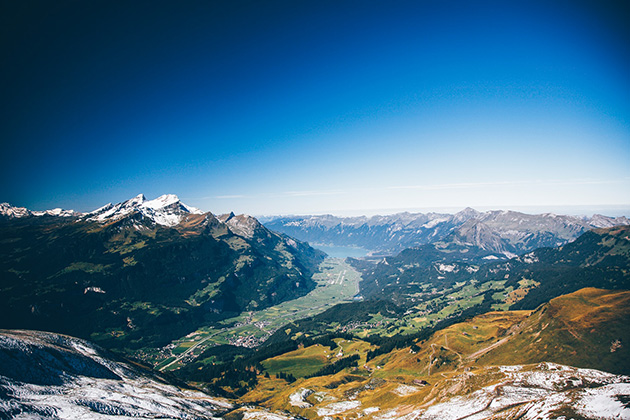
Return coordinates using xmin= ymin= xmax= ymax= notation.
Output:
xmin=32 ymin=208 xmax=78 ymax=217
xmin=0 ymin=202 xmax=77 ymax=218
xmin=0 ymin=203 xmax=32 ymax=218
xmin=85 ymin=193 xmax=203 ymax=227
xmin=418 ymin=363 xmax=630 ymax=420
xmin=0 ymin=329 xmax=233 ymax=419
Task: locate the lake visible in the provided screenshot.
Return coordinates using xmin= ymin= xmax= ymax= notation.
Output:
xmin=313 ymin=244 xmax=371 ymax=259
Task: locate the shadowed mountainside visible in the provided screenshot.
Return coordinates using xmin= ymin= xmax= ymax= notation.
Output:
xmin=0 ymin=196 xmax=325 ymax=351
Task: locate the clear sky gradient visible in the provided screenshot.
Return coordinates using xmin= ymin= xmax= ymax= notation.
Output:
xmin=1 ymin=0 xmax=629 ymax=216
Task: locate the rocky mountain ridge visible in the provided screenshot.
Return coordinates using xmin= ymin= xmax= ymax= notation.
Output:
xmin=0 ymin=202 xmax=79 ymax=218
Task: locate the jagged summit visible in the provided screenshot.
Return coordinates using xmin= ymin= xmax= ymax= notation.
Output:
xmin=218 ymin=211 xmax=237 ymax=222
xmin=85 ymin=193 xmax=204 ymax=227
xmin=219 ymin=212 xmax=263 ymax=238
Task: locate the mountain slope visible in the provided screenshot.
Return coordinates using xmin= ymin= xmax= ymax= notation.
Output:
xmin=263 ymin=209 xmax=629 ymax=257
xmin=240 ymin=288 xmax=630 ymax=419
xmin=0 ymin=329 xmax=233 ymax=419
xmin=476 ymin=287 xmax=630 ymax=375
xmin=0 ymin=195 xmax=325 ymax=351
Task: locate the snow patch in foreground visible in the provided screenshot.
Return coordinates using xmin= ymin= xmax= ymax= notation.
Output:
xmin=317 ymin=400 xmax=361 ymax=417
xmin=418 ymin=363 xmax=630 ymax=420
xmin=392 ymin=384 xmax=421 ymax=396
xmin=289 ymin=388 xmax=313 ymax=408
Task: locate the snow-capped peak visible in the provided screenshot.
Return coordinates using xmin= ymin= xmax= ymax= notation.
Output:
xmin=85 ymin=194 xmax=204 ymax=227
xmin=0 ymin=202 xmax=77 ymax=218
xmin=32 ymin=208 xmax=79 ymax=217
xmin=143 ymin=194 xmax=178 ymax=209
xmin=0 ymin=203 xmax=32 ymax=218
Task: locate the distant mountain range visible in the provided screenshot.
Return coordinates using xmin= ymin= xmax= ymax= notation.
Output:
xmin=0 ymin=194 xmax=325 ymax=350
xmin=1 ymin=193 xmax=202 ymax=226
xmin=262 ymin=209 xmax=630 ymax=258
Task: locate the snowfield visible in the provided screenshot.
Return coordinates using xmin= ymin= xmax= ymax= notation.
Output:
xmin=289 ymin=388 xmax=314 ymax=408
xmin=392 ymin=384 xmax=421 ymax=396
xmin=316 ymin=400 xmax=361 ymax=417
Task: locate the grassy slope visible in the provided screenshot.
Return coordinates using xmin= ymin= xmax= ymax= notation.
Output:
xmin=477 ymin=287 xmax=630 ymax=374
xmin=262 ymin=345 xmax=329 ymax=377
xmin=241 ymin=287 xmax=630 ymax=417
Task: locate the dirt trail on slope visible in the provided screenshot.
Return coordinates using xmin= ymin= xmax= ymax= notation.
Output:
xmin=466 ymin=323 xmax=524 ymax=361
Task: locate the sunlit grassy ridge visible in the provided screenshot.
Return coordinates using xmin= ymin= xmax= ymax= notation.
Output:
xmin=477 ymin=287 xmax=630 ymax=374
xmin=240 ymin=288 xmax=630 ymax=418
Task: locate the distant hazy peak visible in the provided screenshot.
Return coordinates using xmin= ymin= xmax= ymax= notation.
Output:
xmin=453 ymin=207 xmax=483 ymax=223
xmin=589 ymin=213 xmax=630 ymax=228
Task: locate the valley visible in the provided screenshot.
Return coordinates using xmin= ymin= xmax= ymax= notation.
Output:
xmin=150 ymin=258 xmax=362 ymax=371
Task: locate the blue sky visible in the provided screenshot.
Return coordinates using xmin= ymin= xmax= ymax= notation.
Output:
xmin=1 ymin=0 xmax=629 ymax=216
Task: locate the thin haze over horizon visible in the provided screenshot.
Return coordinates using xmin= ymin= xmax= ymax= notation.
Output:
xmin=1 ymin=1 xmax=629 ymax=216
